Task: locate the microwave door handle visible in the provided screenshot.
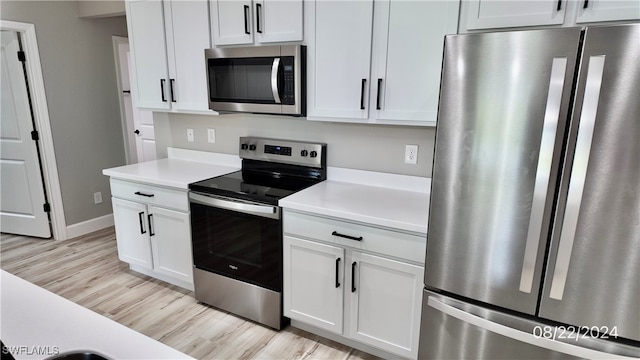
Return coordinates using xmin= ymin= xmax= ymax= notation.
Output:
xmin=271 ymin=58 xmax=281 ymax=104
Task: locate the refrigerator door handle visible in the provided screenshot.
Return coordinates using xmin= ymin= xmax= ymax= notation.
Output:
xmin=549 ymin=55 xmax=606 ymax=301
xmin=427 ymin=296 xmax=634 ymax=360
xmin=519 ymin=57 xmax=568 ymax=294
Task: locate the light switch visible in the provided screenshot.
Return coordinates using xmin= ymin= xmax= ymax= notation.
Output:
xmin=208 ymin=128 xmax=216 ymax=143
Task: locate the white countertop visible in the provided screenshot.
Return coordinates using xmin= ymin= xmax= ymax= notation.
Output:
xmin=102 ymin=148 xmax=241 ymax=189
xmin=0 ymin=271 xmax=192 ymax=360
xmin=280 ymin=168 xmax=430 ymax=235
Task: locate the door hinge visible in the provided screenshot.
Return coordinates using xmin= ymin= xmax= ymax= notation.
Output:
xmin=17 ymin=50 xmax=26 ymax=62
xmin=43 ymin=203 xmax=51 ymax=212
xmin=31 ymin=130 xmax=39 ymax=141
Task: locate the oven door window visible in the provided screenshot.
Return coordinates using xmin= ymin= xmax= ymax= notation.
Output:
xmin=208 ymin=57 xmax=285 ymax=104
xmin=191 ymin=202 xmax=281 ymax=291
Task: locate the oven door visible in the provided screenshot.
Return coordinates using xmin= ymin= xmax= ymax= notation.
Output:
xmin=189 ymin=192 xmax=281 ymax=292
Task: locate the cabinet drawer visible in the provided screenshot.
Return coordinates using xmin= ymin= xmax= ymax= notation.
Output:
xmin=110 ymin=179 xmax=189 ymax=212
xmin=284 ymin=210 xmax=425 ymax=264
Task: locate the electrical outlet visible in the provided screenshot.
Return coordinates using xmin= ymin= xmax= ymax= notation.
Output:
xmin=93 ymin=192 xmax=102 ymax=204
xmin=187 ymin=128 xmax=194 ymax=142
xmin=405 ymin=145 xmax=418 ymax=164
xmin=207 ymin=128 xmax=216 ymax=143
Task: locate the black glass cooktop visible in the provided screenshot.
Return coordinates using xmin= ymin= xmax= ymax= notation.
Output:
xmin=189 ymin=169 xmax=321 ymax=206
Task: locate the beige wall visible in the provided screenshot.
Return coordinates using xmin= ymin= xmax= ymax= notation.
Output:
xmin=157 ymin=113 xmax=436 ymax=177
xmin=1 ymin=1 xmax=128 ymax=225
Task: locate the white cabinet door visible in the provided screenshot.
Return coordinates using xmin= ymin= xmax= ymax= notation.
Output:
xmin=148 ymin=206 xmax=193 ymax=284
xmin=370 ymin=0 xmax=458 ymax=125
xmin=211 ymin=0 xmax=253 ymax=45
xmin=463 ymin=0 xmax=566 ymax=30
xmin=126 ymin=0 xmax=170 ymax=109
xmin=308 ymin=0 xmax=373 ymax=120
xmin=575 ymin=0 xmax=640 ymax=23
xmin=112 ymin=198 xmax=153 ymax=269
xmin=254 ymin=0 xmax=303 ymax=43
xmin=348 ymin=251 xmax=424 ymax=359
xmin=164 ymin=0 xmax=211 ymax=111
xmin=283 ymin=236 xmax=344 ymax=334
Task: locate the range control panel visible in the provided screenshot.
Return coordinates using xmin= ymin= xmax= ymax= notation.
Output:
xmin=239 ymin=137 xmax=326 ymax=168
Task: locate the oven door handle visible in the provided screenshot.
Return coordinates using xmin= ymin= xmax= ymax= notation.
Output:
xmin=189 ymin=192 xmax=280 ymax=220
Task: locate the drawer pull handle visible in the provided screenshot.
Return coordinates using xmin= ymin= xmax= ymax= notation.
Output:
xmin=351 ymin=261 xmax=357 ymax=293
xmin=331 ymin=231 xmax=363 ymax=241
xmin=134 ymin=191 xmax=154 ymax=198
xmin=335 ymin=258 xmax=341 ymax=288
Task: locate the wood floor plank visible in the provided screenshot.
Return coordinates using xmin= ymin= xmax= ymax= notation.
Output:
xmin=0 ymin=229 xmax=383 ymax=360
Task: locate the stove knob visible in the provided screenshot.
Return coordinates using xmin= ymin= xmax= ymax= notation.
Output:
xmin=300 ymin=150 xmax=308 ymax=157
xmin=241 ymin=144 xmax=248 ymax=150
xmin=249 ymin=144 xmax=257 ymax=151
xmin=310 ymin=151 xmax=318 ymax=158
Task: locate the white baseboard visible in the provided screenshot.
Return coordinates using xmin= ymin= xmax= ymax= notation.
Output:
xmin=65 ymin=213 xmax=114 ymax=240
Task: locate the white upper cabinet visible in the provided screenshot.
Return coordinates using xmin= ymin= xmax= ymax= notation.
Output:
xmin=210 ymin=0 xmax=303 ymax=46
xmin=307 ymin=0 xmax=459 ymax=126
xmin=460 ymin=0 xmax=640 ymax=31
xmin=126 ymin=1 xmax=171 ymax=110
xmin=463 ymin=0 xmax=566 ymax=30
xmin=575 ymin=0 xmax=640 ymax=23
xmin=307 ymin=0 xmax=374 ymax=120
xmin=164 ymin=1 xmax=211 ymax=111
xmin=371 ymin=0 xmax=459 ymax=125
xmin=126 ymin=0 xmax=211 ymax=112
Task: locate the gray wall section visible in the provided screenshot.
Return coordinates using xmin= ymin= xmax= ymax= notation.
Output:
xmin=160 ymin=113 xmax=435 ymax=177
xmin=1 ymin=1 xmax=128 ymax=226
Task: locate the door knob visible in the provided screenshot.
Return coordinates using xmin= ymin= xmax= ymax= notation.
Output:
xmin=134 ymin=129 xmax=140 ymax=135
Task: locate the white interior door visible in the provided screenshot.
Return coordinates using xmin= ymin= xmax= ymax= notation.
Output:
xmin=114 ymin=37 xmax=156 ymax=164
xmin=0 ymin=30 xmax=51 ymax=238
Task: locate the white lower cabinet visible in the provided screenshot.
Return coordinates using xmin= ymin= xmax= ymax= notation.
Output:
xmin=284 ymin=237 xmax=344 ymax=333
xmin=283 ymin=210 xmax=425 ymax=359
xmin=110 ymin=179 xmax=194 ymax=290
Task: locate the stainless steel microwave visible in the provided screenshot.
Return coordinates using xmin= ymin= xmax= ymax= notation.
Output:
xmin=205 ymin=45 xmax=305 ymax=116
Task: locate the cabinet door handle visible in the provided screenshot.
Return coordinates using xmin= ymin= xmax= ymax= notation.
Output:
xmin=134 ymin=191 xmax=154 ymax=198
xmin=556 ymin=0 xmax=562 ymax=11
xmin=256 ymin=3 xmax=262 ymax=33
xmin=331 ymin=231 xmax=363 ymax=241
xmin=138 ymin=211 xmax=146 ymax=234
xmin=244 ymin=5 xmax=250 ymax=35
xmin=351 ymin=261 xmax=357 ymax=293
xmin=376 ymin=78 xmax=383 ymax=110
xmin=160 ymin=79 xmax=167 ymax=102
xmin=583 ymin=0 xmax=589 ymax=9
xmin=148 ymin=214 xmax=155 ymax=236
xmin=360 ymin=79 xmax=367 ymax=110
xmin=170 ymin=79 xmax=176 ymax=102
xmin=335 ymin=258 xmax=341 ymax=288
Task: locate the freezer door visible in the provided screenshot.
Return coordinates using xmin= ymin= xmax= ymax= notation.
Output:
xmin=426 ymin=28 xmax=582 ymax=314
xmin=539 ymin=24 xmax=640 ymax=342
xmin=419 ymin=290 xmax=640 ymax=359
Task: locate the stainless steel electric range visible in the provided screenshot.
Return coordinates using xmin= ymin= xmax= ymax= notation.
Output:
xmin=188 ymin=137 xmax=326 ymax=329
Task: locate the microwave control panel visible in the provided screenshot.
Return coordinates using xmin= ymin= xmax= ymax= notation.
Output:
xmin=282 ymin=57 xmax=295 ymax=105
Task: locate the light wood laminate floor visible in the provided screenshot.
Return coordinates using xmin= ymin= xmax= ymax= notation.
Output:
xmin=0 ymin=228 xmax=381 ymax=360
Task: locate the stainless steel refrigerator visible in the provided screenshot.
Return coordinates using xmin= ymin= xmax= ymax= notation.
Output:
xmin=419 ymin=24 xmax=639 ymax=359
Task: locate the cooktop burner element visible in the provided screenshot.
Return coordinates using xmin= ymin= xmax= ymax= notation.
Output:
xmin=189 ymin=137 xmax=327 ymax=205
